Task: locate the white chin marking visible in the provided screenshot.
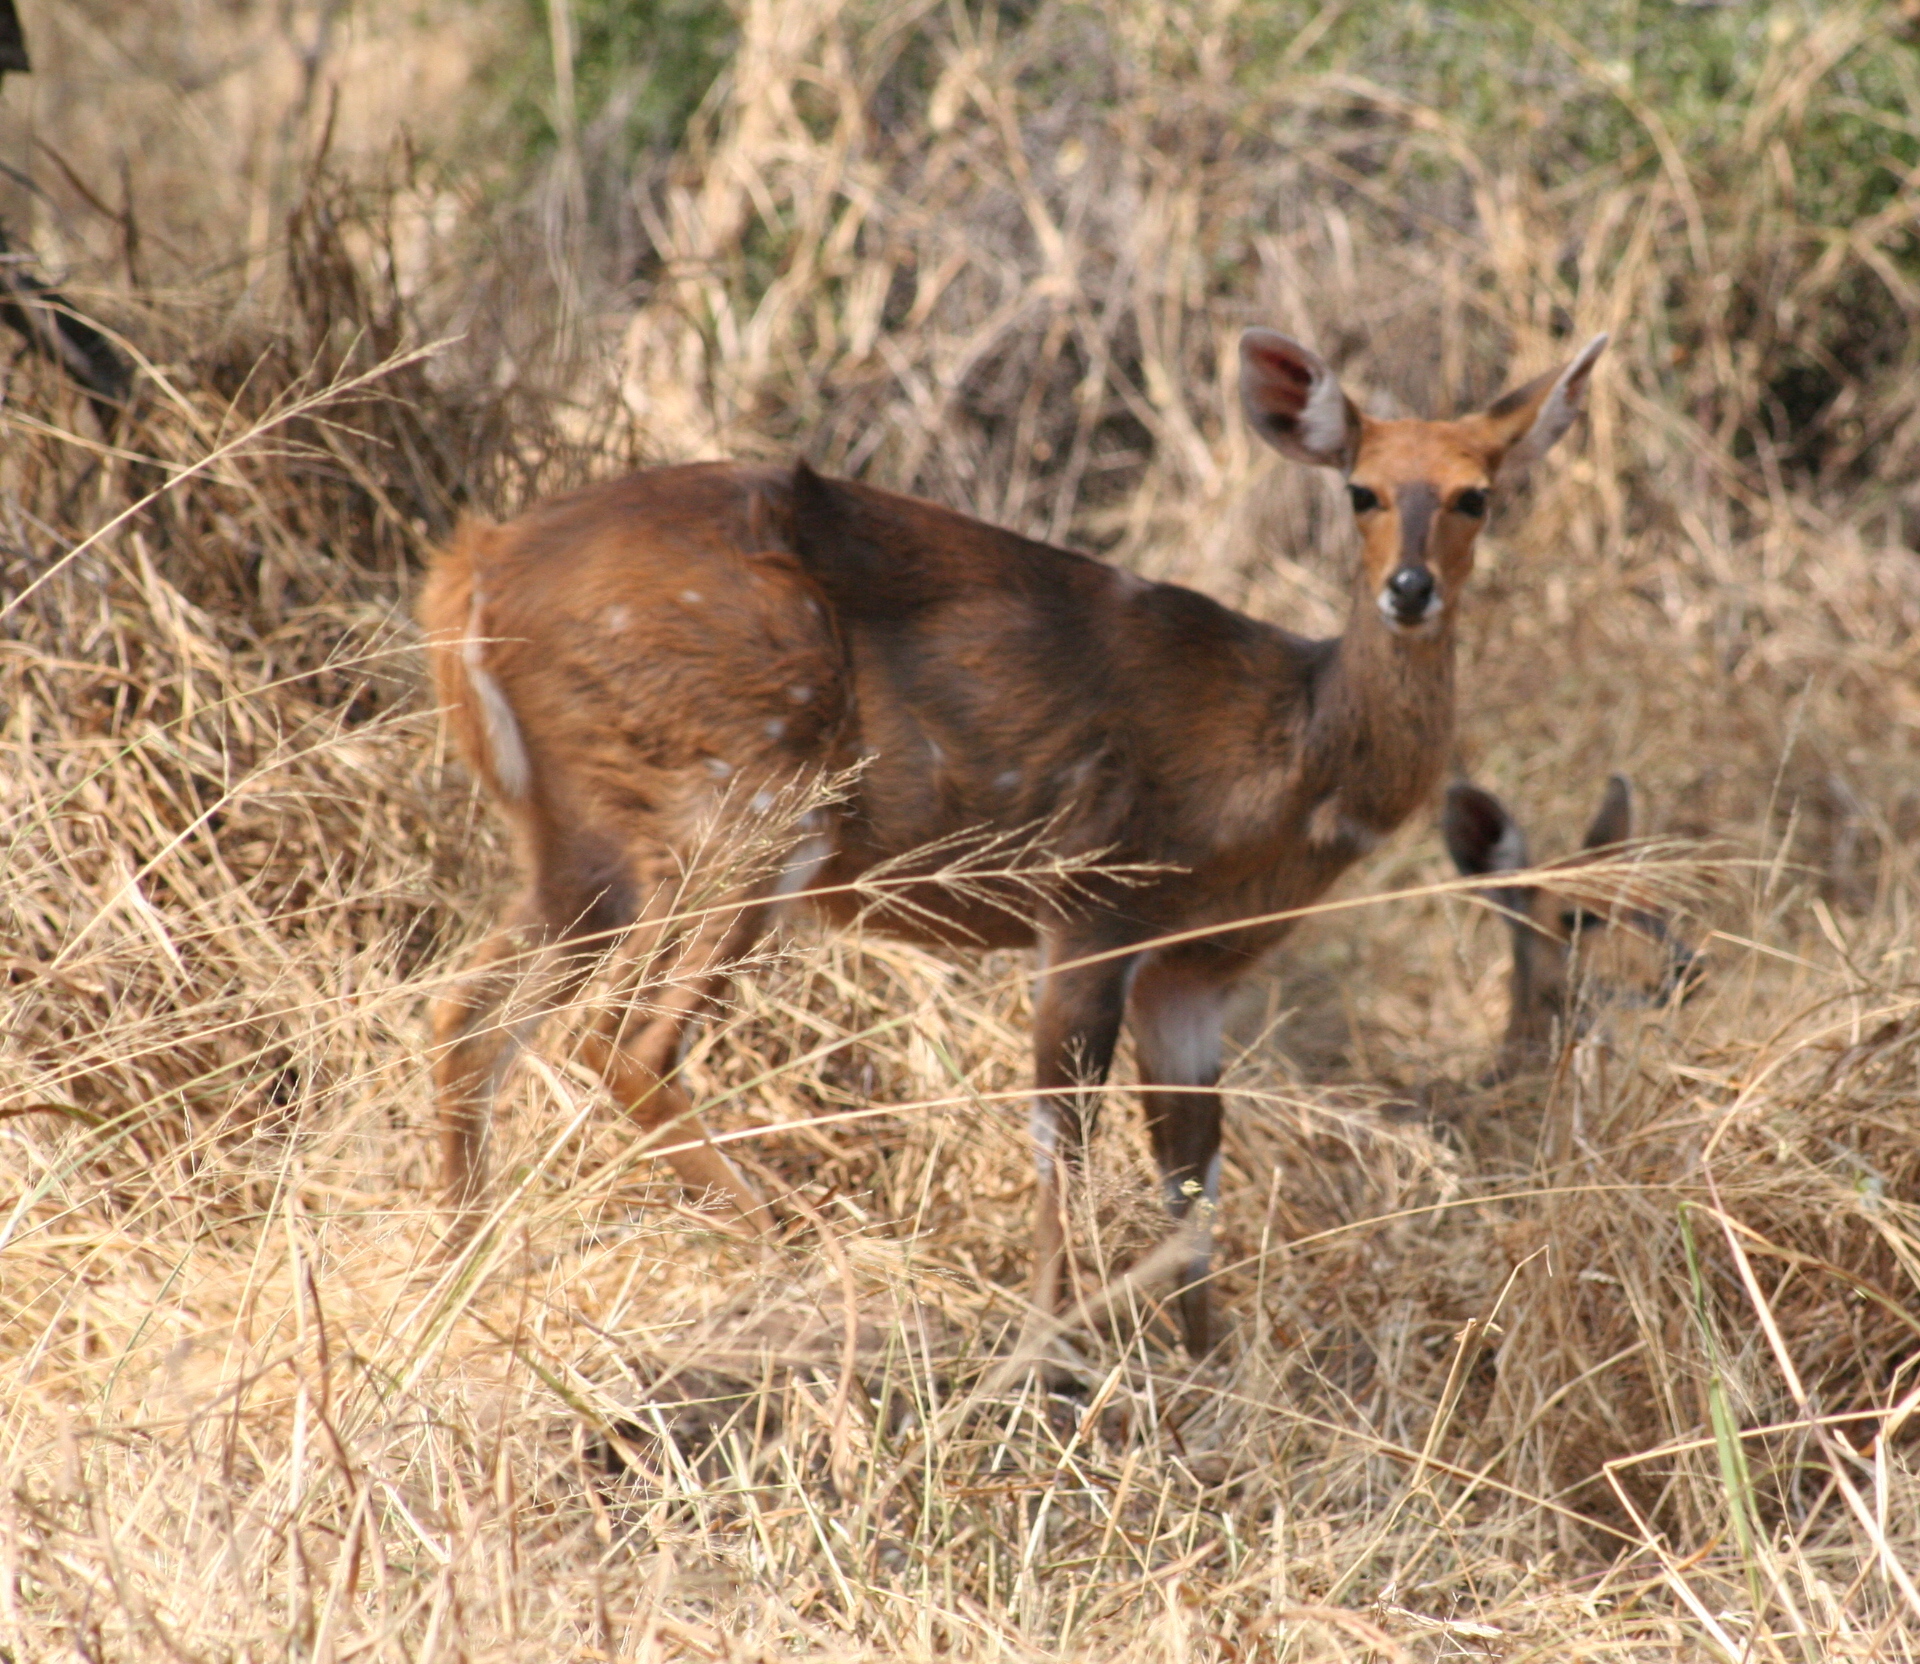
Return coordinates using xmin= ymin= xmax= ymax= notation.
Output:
xmin=1376 ymin=591 xmax=1445 ymax=633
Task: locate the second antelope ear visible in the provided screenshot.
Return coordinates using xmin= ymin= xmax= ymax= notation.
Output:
xmin=1581 ymin=774 xmax=1633 ymax=851
xmin=1444 ymin=783 xmax=1528 ymax=877
xmin=1479 ymin=333 xmax=1608 ymax=486
xmin=1239 ymin=329 xmax=1361 ymax=470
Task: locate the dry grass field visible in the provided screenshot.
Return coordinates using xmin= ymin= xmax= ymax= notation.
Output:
xmin=4 ymin=1 xmax=1920 ymax=1658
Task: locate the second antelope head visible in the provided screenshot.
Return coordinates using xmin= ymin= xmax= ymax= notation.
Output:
xmin=1445 ymin=776 xmax=1703 ymax=1079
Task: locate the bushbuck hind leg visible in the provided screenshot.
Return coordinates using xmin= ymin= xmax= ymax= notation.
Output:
xmin=1027 ymin=937 xmax=1140 ymax=1336
xmin=1128 ymin=945 xmax=1238 ymax=1355
xmin=431 ymin=873 xmax=633 ymax=1235
xmin=575 ymin=877 xmax=779 ymax=1234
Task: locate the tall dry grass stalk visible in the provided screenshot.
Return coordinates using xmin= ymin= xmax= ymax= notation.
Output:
xmin=3 ymin=0 xmax=1918 ymax=1658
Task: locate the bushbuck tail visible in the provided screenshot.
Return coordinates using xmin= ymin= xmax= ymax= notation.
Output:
xmin=420 ymin=327 xmax=1606 ymax=1353
xmin=1445 ymin=775 xmax=1702 ymax=1079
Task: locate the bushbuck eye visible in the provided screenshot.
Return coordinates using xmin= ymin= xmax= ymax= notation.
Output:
xmin=1348 ymin=484 xmax=1380 ymax=514
xmin=1453 ymin=487 xmax=1489 ymax=518
xmin=1560 ymin=908 xmax=1609 ymax=934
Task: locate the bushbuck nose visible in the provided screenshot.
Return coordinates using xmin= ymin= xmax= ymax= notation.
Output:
xmin=1386 ymin=564 xmax=1436 ymax=622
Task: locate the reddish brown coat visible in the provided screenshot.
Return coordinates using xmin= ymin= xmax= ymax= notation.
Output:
xmin=419 ymin=328 xmax=1608 ymax=1353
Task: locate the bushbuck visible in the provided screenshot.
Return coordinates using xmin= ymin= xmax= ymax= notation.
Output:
xmin=1444 ymin=774 xmax=1702 ymax=1081
xmin=419 ymin=327 xmax=1606 ymax=1352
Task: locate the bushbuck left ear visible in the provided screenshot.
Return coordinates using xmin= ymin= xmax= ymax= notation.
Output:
xmin=1444 ymin=783 xmax=1528 ymax=877
xmin=1239 ymin=329 xmax=1362 ymax=470
xmin=1581 ymin=774 xmax=1633 ymax=851
xmin=1479 ymin=333 xmax=1608 ymax=485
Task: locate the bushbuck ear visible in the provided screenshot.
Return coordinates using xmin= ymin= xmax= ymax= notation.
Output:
xmin=1581 ymin=774 xmax=1633 ymax=851
xmin=1239 ymin=329 xmax=1361 ymax=470
xmin=1482 ymin=333 xmax=1608 ymax=485
xmin=1444 ymin=783 xmax=1528 ymax=877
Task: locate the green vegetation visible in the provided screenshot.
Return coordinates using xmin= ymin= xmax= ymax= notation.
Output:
xmin=495 ymin=0 xmax=736 ymax=156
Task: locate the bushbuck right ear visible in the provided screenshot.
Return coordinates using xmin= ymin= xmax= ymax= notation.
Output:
xmin=1581 ymin=774 xmax=1633 ymax=851
xmin=1481 ymin=333 xmax=1608 ymax=485
xmin=1239 ymin=329 xmax=1361 ymax=470
xmin=1444 ymin=782 xmax=1528 ymax=878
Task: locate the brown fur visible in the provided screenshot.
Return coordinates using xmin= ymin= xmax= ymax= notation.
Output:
xmin=418 ymin=330 xmax=1605 ymax=1353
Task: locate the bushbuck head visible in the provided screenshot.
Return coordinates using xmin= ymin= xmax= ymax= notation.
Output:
xmin=1238 ymin=331 xmax=1608 ymax=634
xmin=1445 ymin=775 xmax=1702 ymax=1077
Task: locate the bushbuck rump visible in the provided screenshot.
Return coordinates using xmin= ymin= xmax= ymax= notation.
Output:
xmin=419 ymin=327 xmax=1607 ymax=1352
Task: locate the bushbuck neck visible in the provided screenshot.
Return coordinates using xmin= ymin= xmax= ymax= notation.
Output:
xmin=418 ymin=325 xmax=1609 ymax=1359
xmin=1298 ymin=557 xmax=1459 ymax=848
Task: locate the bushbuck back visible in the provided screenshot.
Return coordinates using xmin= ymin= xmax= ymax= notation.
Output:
xmin=419 ymin=327 xmax=1606 ymax=1352
xmin=1445 ymin=775 xmax=1702 ymax=1079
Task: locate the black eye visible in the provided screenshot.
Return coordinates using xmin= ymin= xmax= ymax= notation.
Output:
xmin=1348 ymin=484 xmax=1379 ymax=514
xmin=1453 ymin=488 xmax=1489 ymax=518
xmin=1561 ymin=909 xmax=1608 ymax=934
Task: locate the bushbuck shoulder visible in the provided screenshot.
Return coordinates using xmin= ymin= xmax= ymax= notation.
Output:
xmin=419 ymin=328 xmax=1606 ymax=1353
xmin=1445 ymin=775 xmax=1702 ymax=1080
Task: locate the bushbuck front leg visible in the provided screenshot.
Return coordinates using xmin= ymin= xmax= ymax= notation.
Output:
xmin=1028 ymin=935 xmax=1139 ymax=1331
xmin=577 ymin=882 xmax=779 ymax=1235
xmin=1128 ymin=944 xmax=1239 ymax=1354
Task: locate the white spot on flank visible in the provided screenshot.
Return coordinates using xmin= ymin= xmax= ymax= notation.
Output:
xmin=751 ymin=790 xmax=776 ymax=814
xmin=1059 ymin=755 xmax=1097 ymax=793
xmin=995 ymin=769 xmax=1022 ymax=792
xmin=764 ymin=717 xmax=787 ymax=740
xmin=604 ymin=603 xmax=632 ymax=632
xmin=773 ymin=833 xmax=832 ymax=901
xmin=680 ymin=588 xmax=704 ymax=605
xmin=787 ymin=683 xmax=814 ymax=704
xmin=462 ymin=592 xmax=530 ymax=800
xmin=927 ymin=737 xmax=945 ymax=767
xmin=1306 ymin=796 xmax=1380 ymax=854
xmin=704 ymin=756 xmax=733 ymax=779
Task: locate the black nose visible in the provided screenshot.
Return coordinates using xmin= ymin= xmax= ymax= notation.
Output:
xmin=1387 ymin=565 xmax=1435 ymax=616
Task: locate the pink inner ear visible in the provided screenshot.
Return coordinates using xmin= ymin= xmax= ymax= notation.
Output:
xmin=1247 ymin=346 xmax=1312 ymax=408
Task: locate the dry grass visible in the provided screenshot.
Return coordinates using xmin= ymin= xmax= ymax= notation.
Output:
xmin=4 ymin=1 xmax=1920 ymax=1658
